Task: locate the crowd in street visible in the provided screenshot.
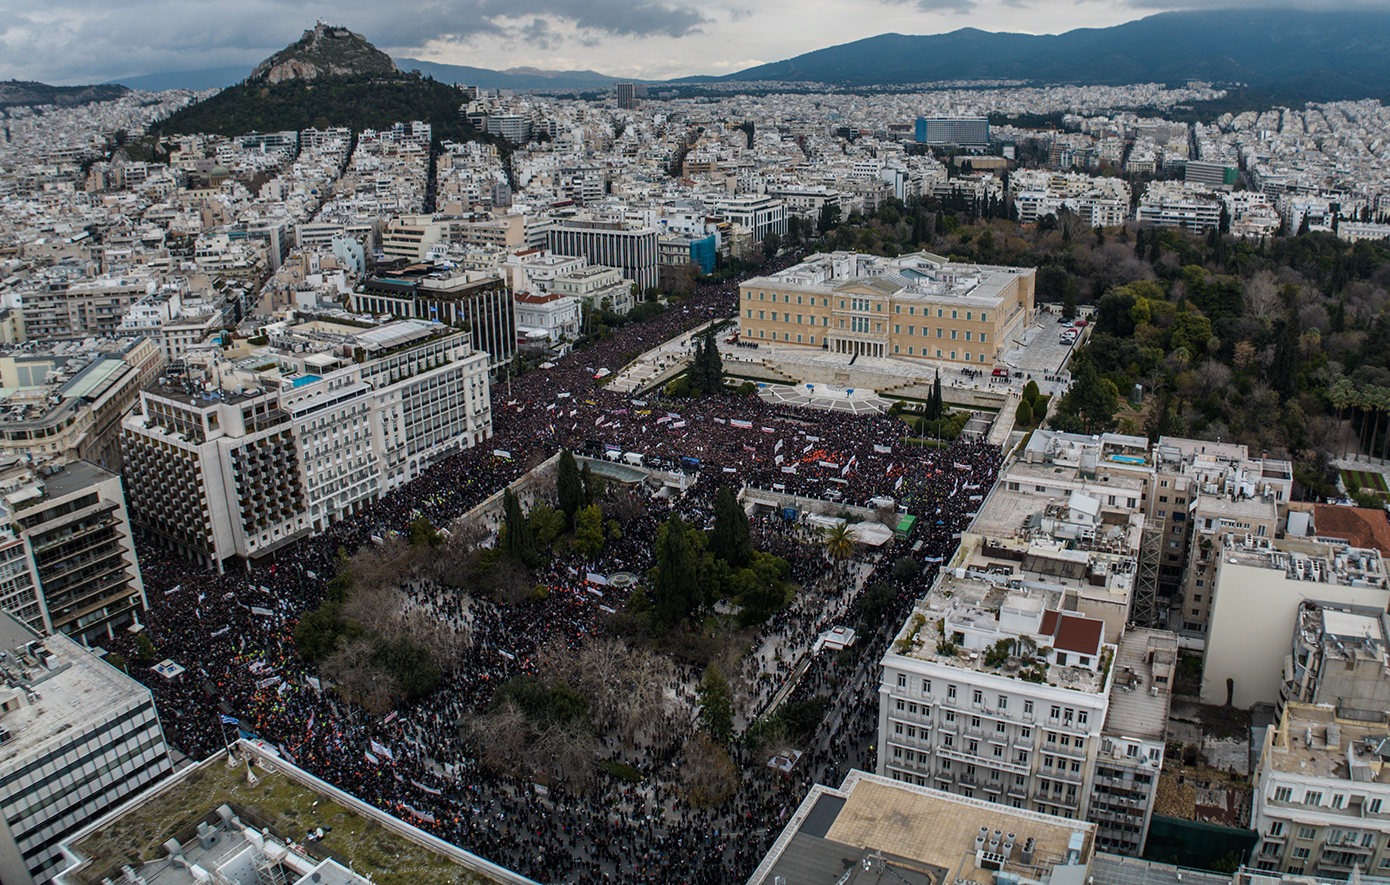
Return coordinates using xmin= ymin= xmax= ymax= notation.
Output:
xmin=111 ymin=257 xmax=1004 ymax=883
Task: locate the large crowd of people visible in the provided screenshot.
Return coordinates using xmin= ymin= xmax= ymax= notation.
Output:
xmin=109 ymin=257 xmax=1004 ymax=883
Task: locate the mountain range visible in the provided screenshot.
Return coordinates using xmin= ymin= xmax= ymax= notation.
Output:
xmin=84 ymin=8 xmax=1390 ymax=100
xmin=726 ymin=9 xmax=1390 ymax=97
xmin=0 ymin=80 xmax=129 ymax=110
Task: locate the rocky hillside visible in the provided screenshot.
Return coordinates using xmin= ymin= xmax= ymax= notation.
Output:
xmin=249 ymin=23 xmax=398 ymax=84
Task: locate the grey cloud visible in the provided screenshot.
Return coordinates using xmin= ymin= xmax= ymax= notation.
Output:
xmin=1122 ymin=0 xmax=1389 ymax=7
xmin=518 ymin=16 xmax=557 ymax=49
xmin=913 ymin=0 xmax=979 ymax=12
xmin=0 ymin=0 xmax=708 ymax=84
xmin=876 ymin=0 xmax=979 ymax=15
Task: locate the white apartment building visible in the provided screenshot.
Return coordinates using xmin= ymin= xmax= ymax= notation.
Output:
xmin=1251 ymin=703 xmax=1390 ymax=877
xmin=1279 ymin=602 xmax=1390 ymax=723
xmin=1137 ymin=182 xmax=1223 ymax=231
xmin=17 ymin=274 xmax=153 ymax=340
xmin=160 ymin=309 xmax=224 ymax=362
xmin=502 ymin=249 xmax=587 ymax=296
xmin=552 ymin=265 xmax=632 ymax=315
xmin=879 ymin=435 xmax=1185 ymax=854
xmin=878 ymin=568 xmax=1115 ymax=822
xmin=515 ymin=290 xmax=580 ymax=350
xmin=708 ymin=194 xmax=787 ymax=245
xmin=1010 ymin=171 xmax=1131 ymax=228
xmin=0 ymin=461 xmax=146 ymax=645
xmin=1339 ymin=222 xmax=1390 ymax=244
xmin=122 ymin=320 xmax=491 ymax=568
xmin=764 ymin=184 xmax=843 ymax=218
xmin=380 ymin=215 xmax=448 ymax=263
xmin=1201 ymin=536 xmax=1390 ymax=709
xmin=0 ymin=612 xmax=173 ymax=885
xmin=1092 ymin=628 xmax=1177 ymax=855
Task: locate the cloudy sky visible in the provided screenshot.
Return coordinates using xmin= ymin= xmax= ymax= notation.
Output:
xmin=0 ymin=0 xmax=1372 ymax=85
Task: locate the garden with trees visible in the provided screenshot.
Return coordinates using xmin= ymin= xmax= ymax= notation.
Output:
xmin=292 ymin=445 xmax=816 ymax=798
xmin=816 ymin=189 xmax=1390 ymax=501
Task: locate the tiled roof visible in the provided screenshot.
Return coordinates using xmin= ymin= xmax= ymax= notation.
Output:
xmin=1053 ymin=612 xmax=1103 ymax=657
xmin=1313 ymin=503 xmax=1390 ymax=556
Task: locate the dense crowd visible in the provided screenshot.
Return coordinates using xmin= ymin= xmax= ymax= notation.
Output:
xmin=110 ymin=258 xmax=1003 ymax=883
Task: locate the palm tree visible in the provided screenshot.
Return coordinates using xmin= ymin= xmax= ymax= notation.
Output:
xmin=1330 ymin=375 xmax=1356 ymax=458
xmin=1358 ymin=385 xmax=1379 ymax=457
xmin=823 ymin=521 xmax=859 ymax=568
xmin=1374 ymin=386 xmax=1390 ymax=463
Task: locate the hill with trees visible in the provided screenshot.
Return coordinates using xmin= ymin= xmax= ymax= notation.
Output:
xmin=152 ymin=72 xmax=479 ymax=137
xmin=0 ymin=80 xmax=128 ymax=110
xmin=150 ymin=24 xmax=484 ymax=139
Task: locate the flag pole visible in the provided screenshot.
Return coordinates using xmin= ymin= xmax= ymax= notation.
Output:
xmin=219 ymin=715 xmax=236 ymax=766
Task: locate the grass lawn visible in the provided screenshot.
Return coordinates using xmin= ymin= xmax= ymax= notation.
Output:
xmin=1341 ymin=468 xmax=1390 ymax=496
xmin=72 ymin=752 xmax=492 ymax=885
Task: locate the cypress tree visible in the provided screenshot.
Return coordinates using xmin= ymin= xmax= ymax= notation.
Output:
xmin=697 ymin=666 xmax=734 ymax=744
xmin=928 ymin=370 xmax=943 ymax=421
xmin=501 ymin=488 xmax=536 ymax=567
xmin=710 ymin=486 xmax=751 ymax=569
xmin=699 ymin=328 xmax=723 ymax=394
xmin=556 ymin=449 xmax=583 ymax=527
xmin=653 ymin=514 xmax=699 ymax=627
xmin=1270 ymin=313 xmax=1300 ymax=400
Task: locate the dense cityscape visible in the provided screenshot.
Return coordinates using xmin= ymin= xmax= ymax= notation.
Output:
xmin=1 ymin=16 xmax=1390 ymax=885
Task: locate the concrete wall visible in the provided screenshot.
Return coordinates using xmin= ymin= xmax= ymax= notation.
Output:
xmin=1307 ymin=656 xmax=1390 ymax=723
xmin=1201 ymin=561 xmax=1390 ymax=708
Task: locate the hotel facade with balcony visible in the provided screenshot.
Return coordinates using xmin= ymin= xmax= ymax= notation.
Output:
xmin=122 ymin=320 xmax=490 ymax=570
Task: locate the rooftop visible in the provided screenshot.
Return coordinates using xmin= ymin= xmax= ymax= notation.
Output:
xmin=1294 ymin=601 xmax=1389 ymax=667
xmin=27 ymin=458 xmax=117 ymax=500
xmin=749 ymin=770 xmax=1095 ymax=885
xmin=352 ymin=319 xmax=440 ymax=353
xmin=745 ymin=251 xmax=1032 ymax=307
xmin=0 ymin=614 xmax=150 ymax=765
xmin=947 ymin=531 xmax=1137 ymax=625
xmin=1265 ymin=703 xmax=1390 ymax=784
xmin=61 ymin=742 xmax=505 ymax=885
xmin=1090 ymin=854 xmax=1231 ymax=885
xmin=1102 ymin=628 xmax=1177 ymax=742
xmin=1218 ymin=535 xmax=1389 ymax=589
xmin=889 ymin=558 xmax=1113 ymax=695
xmin=1311 ymin=504 xmax=1390 ymax=557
